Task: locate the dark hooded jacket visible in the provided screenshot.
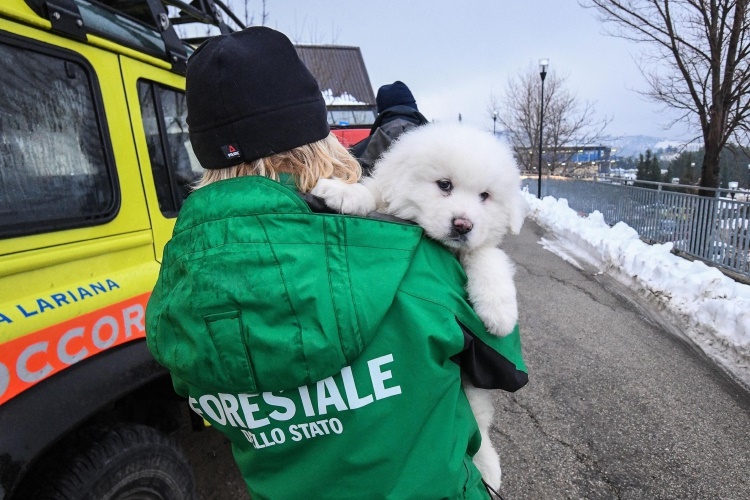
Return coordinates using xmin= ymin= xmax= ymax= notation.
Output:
xmin=351 ymin=104 xmax=430 ymax=175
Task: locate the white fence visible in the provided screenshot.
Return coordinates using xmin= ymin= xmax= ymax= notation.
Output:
xmin=523 ymin=177 xmax=750 ymax=280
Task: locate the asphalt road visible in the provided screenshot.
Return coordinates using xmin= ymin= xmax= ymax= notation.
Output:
xmin=495 ymin=219 xmax=750 ymax=499
xmin=183 ymin=219 xmax=750 ymax=500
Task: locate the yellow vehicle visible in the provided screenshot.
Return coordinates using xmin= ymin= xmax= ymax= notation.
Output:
xmin=0 ymin=1 xmax=243 ymax=497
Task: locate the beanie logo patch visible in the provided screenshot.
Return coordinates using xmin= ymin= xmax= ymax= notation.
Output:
xmin=221 ymin=143 xmax=241 ymax=159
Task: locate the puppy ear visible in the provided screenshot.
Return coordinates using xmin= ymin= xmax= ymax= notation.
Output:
xmin=508 ymin=191 xmax=528 ymax=235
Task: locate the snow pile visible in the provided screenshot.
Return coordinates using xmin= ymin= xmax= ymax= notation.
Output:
xmin=523 ymin=192 xmax=750 ymax=388
xmin=321 ymin=89 xmax=365 ymax=106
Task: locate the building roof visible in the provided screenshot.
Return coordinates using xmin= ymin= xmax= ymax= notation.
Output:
xmin=295 ymin=45 xmax=376 ymax=108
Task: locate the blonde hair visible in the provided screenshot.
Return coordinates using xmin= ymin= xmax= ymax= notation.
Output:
xmin=195 ymin=133 xmax=361 ymax=192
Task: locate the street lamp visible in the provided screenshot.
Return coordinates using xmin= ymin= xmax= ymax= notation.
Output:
xmin=493 ymin=110 xmax=497 ymax=136
xmin=537 ymin=58 xmax=549 ymax=199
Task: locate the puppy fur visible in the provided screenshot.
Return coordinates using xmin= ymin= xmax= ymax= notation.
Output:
xmin=312 ymin=122 xmax=526 ymax=490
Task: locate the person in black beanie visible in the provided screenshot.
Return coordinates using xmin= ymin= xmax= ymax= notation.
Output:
xmin=186 ymin=26 xmax=346 ymax=176
xmin=351 ymin=80 xmax=430 ymax=175
xmin=146 ymin=26 xmax=520 ymax=500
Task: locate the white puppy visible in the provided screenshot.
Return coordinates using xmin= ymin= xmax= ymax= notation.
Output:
xmin=312 ymin=122 xmax=525 ymax=490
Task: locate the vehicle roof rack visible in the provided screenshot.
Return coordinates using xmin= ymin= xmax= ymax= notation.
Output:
xmin=23 ymin=0 xmax=245 ymax=74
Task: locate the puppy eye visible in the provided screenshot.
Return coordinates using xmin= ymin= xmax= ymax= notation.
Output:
xmin=437 ymin=179 xmax=453 ymax=192
xmin=480 ymin=192 xmax=490 ymax=201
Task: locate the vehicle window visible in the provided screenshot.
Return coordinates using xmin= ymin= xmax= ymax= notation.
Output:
xmin=328 ymin=108 xmax=376 ymax=126
xmin=138 ymin=81 xmax=201 ymax=217
xmin=0 ymin=38 xmax=117 ymax=238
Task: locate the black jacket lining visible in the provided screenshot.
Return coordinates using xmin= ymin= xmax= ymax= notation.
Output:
xmin=451 ymin=318 xmax=528 ymax=392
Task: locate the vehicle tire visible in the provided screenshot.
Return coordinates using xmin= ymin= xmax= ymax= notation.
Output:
xmin=19 ymin=423 xmax=197 ymax=500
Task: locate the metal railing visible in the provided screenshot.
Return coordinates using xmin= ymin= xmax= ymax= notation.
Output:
xmin=522 ymin=177 xmax=750 ymax=280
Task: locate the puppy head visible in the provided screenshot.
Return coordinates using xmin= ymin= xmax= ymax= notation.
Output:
xmin=370 ymin=122 xmax=524 ymax=250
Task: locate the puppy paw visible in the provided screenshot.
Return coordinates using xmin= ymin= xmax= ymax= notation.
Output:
xmin=462 ymin=247 xmax=518 ymax=336
xmin=310 ymin=178 xmax=376 ymax=216
xmin=473 ymin=297 xmax=518 ymax=337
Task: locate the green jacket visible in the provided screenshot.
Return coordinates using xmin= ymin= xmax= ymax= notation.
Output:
xmin=146 ymin=176 xmax=527 ymax=500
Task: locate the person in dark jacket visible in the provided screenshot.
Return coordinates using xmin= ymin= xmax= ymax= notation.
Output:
xmin=145 ymin=26 xmax=527 ymax=500
xmin=351 ymin=81 xmax=430 ymax=175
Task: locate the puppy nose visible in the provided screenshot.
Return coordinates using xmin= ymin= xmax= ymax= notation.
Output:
xmin=452 ymin=218 xmax=473 ymax=235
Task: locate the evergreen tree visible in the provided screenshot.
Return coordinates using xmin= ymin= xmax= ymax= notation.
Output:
xmin=636 ymin=151 xmax=649 ymax=180
xmin=649 ymin=153 xmax=662 ymax=182
xmin=637 ymin=150 xmax=661 ymax=184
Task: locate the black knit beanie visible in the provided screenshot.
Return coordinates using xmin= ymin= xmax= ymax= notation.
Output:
xmin=376 ymin=81 xmax=417 ymax=113
xmin=186 ymin=27 xmax=330 ymax=169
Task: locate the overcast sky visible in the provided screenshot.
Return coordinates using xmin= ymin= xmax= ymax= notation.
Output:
xmin=246 ymin=0 xmax=691 ymax=140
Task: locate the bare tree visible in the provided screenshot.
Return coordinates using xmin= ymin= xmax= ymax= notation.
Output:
xmin=581 ymin=0 xmax=750 ymax=193
xmin=289 ymin=15 xmax=341 ymax=45
xmin=260 ymin=0 xmax=269 ymax=26
xmin=490 ymin=66 xmax=610 ymax=176
xmin=170 ymin=1 xmax=260 ymax=38
xmin=225 ymin=0 xmax=269 ymax=27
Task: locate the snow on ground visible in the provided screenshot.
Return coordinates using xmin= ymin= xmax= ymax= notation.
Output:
xmin=522 ymin=191 xmax=750 ymax=389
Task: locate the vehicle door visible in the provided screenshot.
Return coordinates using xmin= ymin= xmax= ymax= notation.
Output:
xmin=0 ymin=20 xmax=155 ymax=406
xmin=120 ymin=56 xmax=200 ymax=260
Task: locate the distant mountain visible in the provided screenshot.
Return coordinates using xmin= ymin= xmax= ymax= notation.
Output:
xmin=603 ymin=135 xmax=700 ymax=159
